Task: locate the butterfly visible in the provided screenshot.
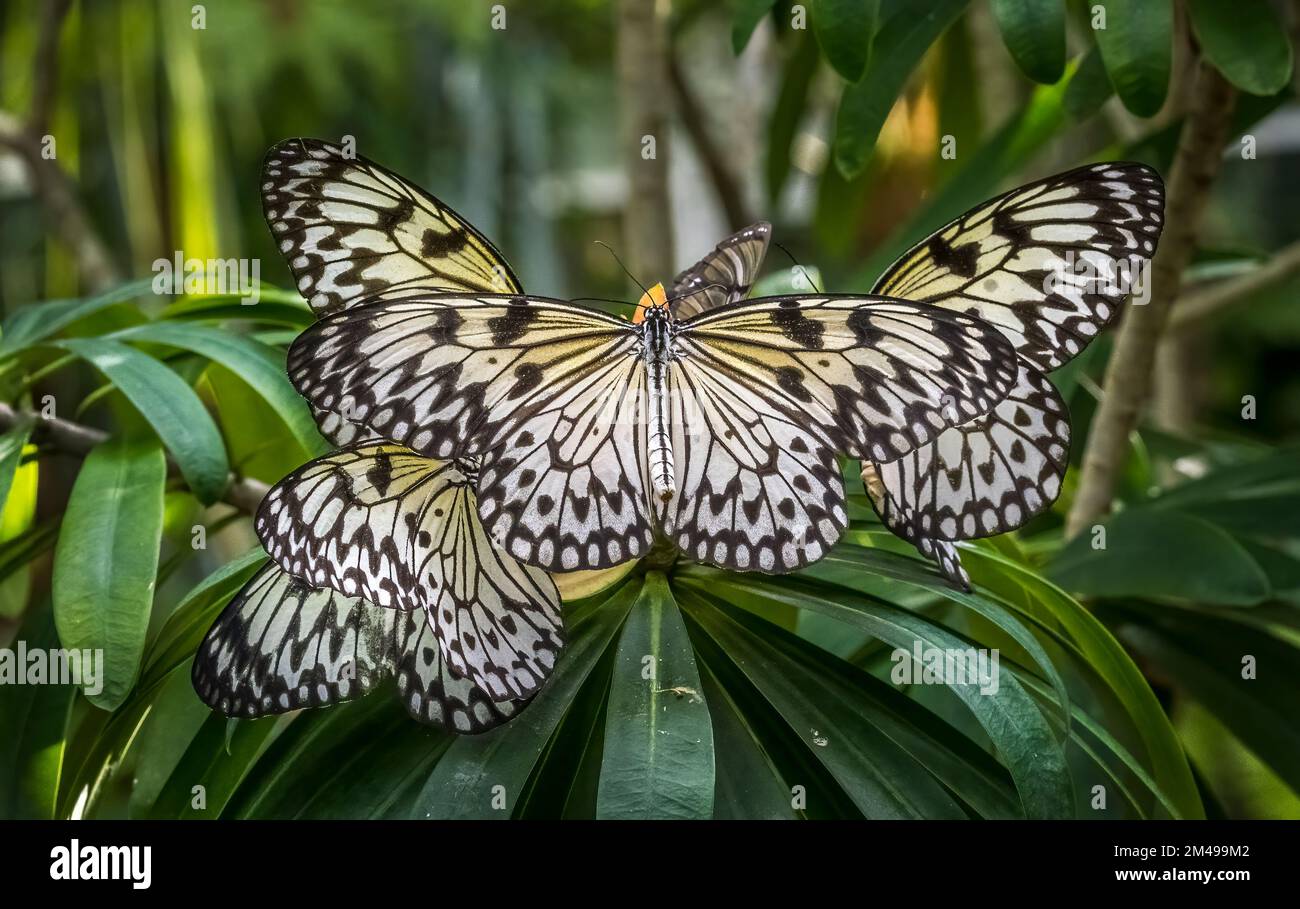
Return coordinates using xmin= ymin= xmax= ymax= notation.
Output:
xmin=863 ymin=162 xmax=1164 ymax=586
xmin=254 ymin=445 xmax=563 ymax=701
xmin=192 ymin=562 xmax=524 ymax=733
xmin=194 ymin=140 xmax=564 ymax=725
xmin=270 ymin=141 xmax=1023 ymax=575
xmin=642 ymin=162 xmax=1163 ymax=588
xmin=286 ymin=289 xmax=1018 ymax=575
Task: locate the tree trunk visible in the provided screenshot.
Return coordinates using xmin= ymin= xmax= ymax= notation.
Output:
xmin=1066 ymin=61 xmax=1237 ymax=537
xmin=616 ymin=0 xmax=674 ymax=284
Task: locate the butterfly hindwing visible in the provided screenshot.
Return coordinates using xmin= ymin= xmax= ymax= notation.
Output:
xmin=255 ymin=444 xmax=563 ymax=701
xmin=861 ymin=361 xmax=1068 ymax=589
xmin=669 ymin=221 xmax=771 ymax=318
xmin=661 ymin=357 xmax=847 ymax=572
xmin=262 ymin=138 xmax=521 ymax=316
xmin=870 ymin=360 xmax=1069 ymax=541
xmin=872 ymin=161 xmax=1165 ymax=372
xmin=192 ymin=563 xmax=521 ymax=732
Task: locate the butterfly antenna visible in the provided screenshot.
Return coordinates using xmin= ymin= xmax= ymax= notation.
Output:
xmin=773 ymin=241 xmax=823 ymax=293
xmin=594 ymin=241 xmax=653 ymax=310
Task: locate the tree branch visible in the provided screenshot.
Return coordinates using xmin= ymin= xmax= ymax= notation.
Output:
xmin=1066 ymin=61 xmax=1237 ymax=536
xmin=1168 ymin=239 xmax=1300 ymax=332
xmin=0 ymin=402 xmax=268 ymax=515
xmin=0 ymin=0 xmax=120 ymax=294
xmin=29 ymin=0 xmax=74 ymax=140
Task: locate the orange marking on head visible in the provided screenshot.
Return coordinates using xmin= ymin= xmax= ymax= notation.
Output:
xmin=632 ymin=282 xmax=668 ymax=324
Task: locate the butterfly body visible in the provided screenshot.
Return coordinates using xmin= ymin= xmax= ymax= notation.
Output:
xmin=639 ymin=284 xmax=678 ymax=505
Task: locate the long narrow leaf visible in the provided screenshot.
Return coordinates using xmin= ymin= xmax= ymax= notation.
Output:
xmin=596 ymin=572 xmax=715 ymax=819
xmin=52 ymin=440 xmax=166 ymax=711
xmin=56 ymin=337 xmax=229 ymax=503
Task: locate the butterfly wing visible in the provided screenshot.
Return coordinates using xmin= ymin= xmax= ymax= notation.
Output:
xmin=861 ymin=361 xmax=1069 ymax=589
xmin=660 ymin=359 xmax=847 ymax=572
xmin=254 ymin=444 xmax=563 ymax=701
xmin=288 ymin=294 xmax=655 ymax=570
xmin=676 ymin=296 xmax=1020 ymax=463
xmin=192 ymin=563 xmax=522 ymax=732
xmin=262 ymin=138 xmax=521 ymax=316
xmin=872 ymin=360 xmax=1069 ymax=540
xmin=871 ymin=162 xmax=1165 ymax=372
xmin=669 ymin=222 xmax=771 ymax=318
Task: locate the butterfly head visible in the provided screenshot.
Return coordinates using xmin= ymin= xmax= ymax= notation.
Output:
xmin=632 ymin=282 xmax=670 ymax=325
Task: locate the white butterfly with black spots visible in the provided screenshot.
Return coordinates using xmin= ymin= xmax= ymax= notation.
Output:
xmin=666 ymin=163 xmax=1161 ymax=589
xmin=862 ymin=162 xmax=1164 ymax=586
xmin=192 ymin=562 xmax=523 ymax=733
xmin=255 ymin=445 xmax=563 ymax=702
xmin=287 ymin=287 xmax=1018 ymax=574
xmin=268 ymin=144 xmax=1017 ymax=576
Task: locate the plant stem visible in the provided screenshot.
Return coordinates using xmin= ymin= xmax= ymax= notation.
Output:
xmin=0 ymin=401 xmax=268 ymax=514
xmin=1066 ymin=61 xmax=1237 ymax=537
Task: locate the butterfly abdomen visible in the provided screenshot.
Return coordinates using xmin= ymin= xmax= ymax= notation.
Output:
xmin=642 ymin=305 xmax=676 ymax=504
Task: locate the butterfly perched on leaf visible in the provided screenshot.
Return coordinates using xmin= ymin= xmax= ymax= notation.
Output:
xmin=647 ymin=163 xmax=1165 ymax=588
xmin=285 ymin=171 xmax=1024 ymax=574
xmin=194 ymin=140 xmax=566 ymax=730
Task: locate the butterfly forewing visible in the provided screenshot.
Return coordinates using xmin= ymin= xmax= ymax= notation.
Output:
xmin=678 ymin=296 xmax=1020 ymax=463
xmin=262 ymin=138 xmax=521 ymax=316
xmin=669 ymin=221 xmax=771 ymax=318
xmin=872 ymin=162 xmax=1165 ymax=372
xmin=192 ymin=563 xmax=522 ymax=732
xmin=288 ymin=294 xmax=657 ymax=571
xmin=254 ymin=444 xmax=563 ymax=701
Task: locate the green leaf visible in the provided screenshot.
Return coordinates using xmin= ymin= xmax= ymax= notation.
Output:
xmin=683 ymin=589 xmax=1010 ymax=818
xmin=126 ymin=661 xmax=215 ymax=818
xmin=990 ymin=0 xmax=1065 ymax=84
xmin=833 ymin=0 xmax=970 ymax=179
xmin=765 ymin=30 xmax=821 ymax=202
xmin=732 ymin=0 xmax=780 ymax=54
xmin=804 ymin=545 xmax=1072 ymax=734
xmin=1091 ymin=0 xmax=1173 ymax=117
xmin=56 ymin=337 xmax=229 ymax=503
xmin=957 ymin=544 xmax=1203 ymax=818
xmin=147 ymin=711 xmax=284 ymax=818
xmin=139 ymin=549 xmax=266 ymax=694
xmin=0 ymin=605 xmax=78 ymax=819
xmin=596 ymin=572 xmax=714 ymax=819
xmin=1050 ymin=509 xmax=1271 ymax=606
xmin=0 ymin=417 xmax=33 ymax=514
xmin=851 ymin=60 xmax=1077 ymax=286
xmin=110 ymin=321 xmax=328 ymax=458
xmin=1063 ymin=44 xmax=1113 ymax=118
xmin=697 ymin=661 xmax=801 ymax=819
xmin=1106 ymin=602 xmax=1300 ymax=796
xmin=0 ymin=278 xmax=155 ymax=358
xmin=413 ymin=579 xmax=639 ymax=819
xmin=226 ymin=695 xmax=451 ymax=819
xmin=684 ymin=573 xmax=1073 ymax=817
xmin=812 ymin=0 xmax=879 ymax=82
xmin=52 ymin=440 xmax=166 ymax=711
xmin=1187 ymin=0 xmax=1292 ymax=96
